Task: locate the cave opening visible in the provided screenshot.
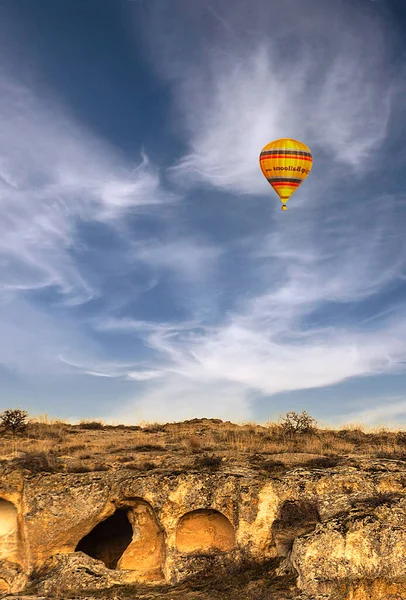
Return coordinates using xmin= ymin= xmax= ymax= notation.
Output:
xmin=75 ymin=508 xmax=133 ymax=569
xmin=271 ymin=499 xmax=320 ymax=557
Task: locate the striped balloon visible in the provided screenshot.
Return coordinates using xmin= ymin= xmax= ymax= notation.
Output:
xmin=259 ymin=138 xmax=312 ymax=210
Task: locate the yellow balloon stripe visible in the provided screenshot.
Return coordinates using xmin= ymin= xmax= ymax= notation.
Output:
xmin=259 ymin=138 xmax=312 ymax=209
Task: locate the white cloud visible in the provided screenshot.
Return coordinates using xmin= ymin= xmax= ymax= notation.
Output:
xmin=85 ymin=0 xmax=406 ymax=423
xmin=335 ymin=397 xmax=406 ymax=427
xmin=0 ymin=72 xmax=168 ymax=304
xmin=129 ymin=238 xmax=222 ymax=282
xmin=143 ymin=0 xmax=400 ymax=196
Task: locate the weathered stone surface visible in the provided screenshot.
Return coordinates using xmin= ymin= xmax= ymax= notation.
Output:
xmin=0 ymin=457 xmax=404 ymax=596
xmin=340 ymin=577 xmax=406 ymax=600
xmin=0 ymin=560 xmax=28 ymax=595
xmin=117 ymin=501 xmax=165 ymax=581
xmin=176 ymin=509 xmax=235 ymax=553
xmin=291 ymin=497 xmax=406 ymax=596
xmin=34 ymin=552 xmax=136 ymax=595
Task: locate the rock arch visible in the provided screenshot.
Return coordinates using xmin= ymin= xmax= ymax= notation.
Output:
xmin=75 ymin=499 xmax=165 ymax=581
xmin=176 ymin=509 xmax=235 ymax=554
xmin=0 ymin=498 xmax=21 ymax=563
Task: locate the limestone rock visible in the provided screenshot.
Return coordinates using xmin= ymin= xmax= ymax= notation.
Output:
xmin=0 ymin=560 xmax=28 ymax=595
xmin=0 ymin=455 xmax=405 ymax=597
xmin=34 ymin=552 xmax=126 ymax=595
xmin=290 ymin=497 xmax=406 ymax=596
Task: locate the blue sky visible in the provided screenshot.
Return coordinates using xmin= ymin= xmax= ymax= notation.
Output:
xmin=1 ymin=0 xmax=406 ymax=427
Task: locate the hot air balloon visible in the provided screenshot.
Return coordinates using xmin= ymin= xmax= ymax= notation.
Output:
xmin=259 ymin=138 xmax=312 ymax=210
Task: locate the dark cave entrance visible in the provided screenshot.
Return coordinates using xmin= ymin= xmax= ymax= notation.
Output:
xmin=75 ymin=509 xmax=133 ymax=569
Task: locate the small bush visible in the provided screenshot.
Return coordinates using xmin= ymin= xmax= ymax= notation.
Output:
xmin=116 ymin=456 xmax=135 ymax=463
xmin=78 ymin=421 xmax=104 ymax=430
xmin=15 ymin=451 xmax=63 ymax=473
xmin=396 ymin=431 xmax=406 ymax=445
xmin=278 ymin=411 xmax=318 ymax=435
xmin=65 ymin=444 xmax=86 ymax=452
xmin=67 ymin=463 xmax=93 ymax=473
xmin=193 ymin=452 xmax=222 ymax=470
xmin=374 ymin=451 xmax=406 ymax=460
xmin=249 ymin=454 xmax=286 ymax=474
xmin=67 ymin=462 xmax=109 ymax=473
xmin=187 ymin=435 xmax=202 ymax=453
xmin=133 ymin=444 xmax=165 ymax=452
xmin=0 ymin=409 xmax=29 ymax=435
xmin=142 ymin=461 xmax=156 ymax=471
xmin=125 ymin=461 xmax=156 ymax=471
xmin=302 ymin=456 xmax=341 ymax=469
xmin=93 ymin=463 xmax=109 ymax=471
xmin=142 ymin=423 xmax=166 ymax=433
xmin=337 ymin=428 xmax=367 ymax=443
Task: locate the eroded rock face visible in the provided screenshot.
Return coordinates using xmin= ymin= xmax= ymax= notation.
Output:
xmin=340 ymin=578 xmax=406 ymax=600
xmin=176 ymin=509 xmax=235 ymax=553
xmin=0 ymin=500 xmax=20 ymax=564
xmin=117 ymin=500 xmax=165 ymax=581
xmin=271 ymin=499 xmax=320 ymax=557
xmin=0 ymin=458 xmax=404 ymax=596
xmin=291 ymin=497 xmax=406 ymax=596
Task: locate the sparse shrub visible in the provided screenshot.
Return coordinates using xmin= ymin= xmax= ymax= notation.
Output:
xmin=194 ymin=452 xmax=222 ymax=470
xmin=396 ymin=431 xmax=406 ymax=445
xmin=25 ymin=421 xmax=66 ymax=441
xmin=142 ymin=461 xmax=156 ymax=471
xmin=249 ymin=454 xmax=286 ymax=475
xmin=78 ymin=420 xmax=104 ymax=430
xmin=187 ymin=435 xmax=202 ymax=453
xmin=15 ymin=451 xmax=63 ymax=473
xmin=374 ymin=451 xmax=406 ymax=460
xmin=0 ymin=408 xmax=29 ymax=435
xmin=116 ymin=455 xmax=135 ymax=463
xmin=142 ymin=423 xmax=166 ymax=433
xmin=337 ymin=428 xmax=366 ymax=444
xmin=67 ymin=463 xmax=92 ymax=473
xmin=66 ymin=444 xmax=86 ymax=452
xmin=67 ymin=461 xmax=109 ymax=473
xmin=122 ymin=460 xmax=156 ymax=471
xmin=104 ymin=424 xmax=141 ymax=431
xmin=133 ymin=444 xmax=165 ymax=452
xmin=93 ymin=463 xmax=109 ymax=471
xmin=278 ymin=411 xmax=318 ymax=435
xmin=302 ymin=456 xmax=341 ymax=469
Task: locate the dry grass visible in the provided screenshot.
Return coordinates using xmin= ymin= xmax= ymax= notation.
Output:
xmin=0 ymin=414 xmax=404 ymax=474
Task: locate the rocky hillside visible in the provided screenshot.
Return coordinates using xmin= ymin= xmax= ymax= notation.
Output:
xmin=0 ymin=417 xmax=405 ymax=599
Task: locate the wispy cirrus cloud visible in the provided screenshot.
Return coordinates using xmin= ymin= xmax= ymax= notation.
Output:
xmin=0 ymin=75 xmax=169 ymax=303
xmin=0 ymin=65 xmax=226 ymax=380
xmin=88 ymin=0 xmax=406 ymax=424
xmin=142 ymin=0 xmax=401 ymax=195
xmin=2 ymin=0 xmax=406 ymax=426
xmin=335 ymin=396 xmax=406 ymax=427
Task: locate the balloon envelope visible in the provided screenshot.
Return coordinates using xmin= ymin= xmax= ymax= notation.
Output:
xmin=259 ymin=138 xmax=312 ymax=210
